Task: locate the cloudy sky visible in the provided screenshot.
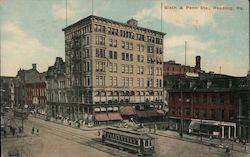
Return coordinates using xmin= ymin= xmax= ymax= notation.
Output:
xmin=0 ymin=0 xmax=249 ymax=76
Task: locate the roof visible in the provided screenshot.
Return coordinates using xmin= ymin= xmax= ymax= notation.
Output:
xmin=62 ymin=15 xmax=166 ymax=36
xmin=104 ymin=127 xmax=154 ymax=140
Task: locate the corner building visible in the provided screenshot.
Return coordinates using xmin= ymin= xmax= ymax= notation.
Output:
xmin=62 ymin=15 xmax=165 ymax=123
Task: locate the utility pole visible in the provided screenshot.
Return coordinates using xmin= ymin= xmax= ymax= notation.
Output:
xmin=185 ymin=41 xmax=187 ymax=66
xmin=66 ymin=0 xmax=68 ymax=27
xmin=180 ymin=78 xmax=183 ymax=138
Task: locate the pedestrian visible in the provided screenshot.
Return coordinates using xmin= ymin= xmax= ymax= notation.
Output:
xmin=4 ymin=130 xmax=7 ymax=138
xmin=12 ymin=128 xmax=15 ymax=136
xmin=37 ymin=128 xmax=39 ymax=136
xmin=32 ymin=127 xmax=34 ymax=134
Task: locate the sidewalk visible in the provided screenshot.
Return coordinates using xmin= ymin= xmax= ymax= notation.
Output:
xmin=154 ymin=129 xmax=250 ymax=154
xmin=29 ymin=115 xmax=106 ymax=131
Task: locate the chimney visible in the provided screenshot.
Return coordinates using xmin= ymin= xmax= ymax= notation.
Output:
xmin=195 ymin=56 xmax=201 ymax=70
xmin=32 ymin=64 xmax=37 ymax=70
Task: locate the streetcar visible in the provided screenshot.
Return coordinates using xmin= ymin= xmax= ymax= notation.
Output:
xmin=101 ymin=127 xmax=155 ymax=156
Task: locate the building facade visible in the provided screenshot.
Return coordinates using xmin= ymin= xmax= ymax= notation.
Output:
xmin=166 ymin=73 xmax=247 ymax=139
xmin=47 ymin=15 xmax=165 ymax=124
xmin=15 ymin=64 xmax=47 ymax=113
xmin=163 ymin=56 xmax=203 ymax=76
xmin=0 ymin=76 xmax=14 ymax=107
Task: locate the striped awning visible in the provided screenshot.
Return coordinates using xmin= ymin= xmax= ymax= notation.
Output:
xmin=94 ymin=113 xmax=109 ymax=122
xmin=108 ymin=113 xmax=123 ymax=121
xmin=120 ymin=106 xmax=136 ymax=116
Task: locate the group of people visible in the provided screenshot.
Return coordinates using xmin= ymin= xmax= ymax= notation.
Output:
xmin=3 ymin=125 xmax=22 ymax=138
xmin=32 ymin=127 xmax=39 ymax=136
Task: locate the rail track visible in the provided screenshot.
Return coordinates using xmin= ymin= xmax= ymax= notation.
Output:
xmin=27 ymin=118 xmax=136 ymax=157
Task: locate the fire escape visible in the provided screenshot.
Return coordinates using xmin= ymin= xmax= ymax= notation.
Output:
xmin=66 ymin=35 xmax=82 ymax=104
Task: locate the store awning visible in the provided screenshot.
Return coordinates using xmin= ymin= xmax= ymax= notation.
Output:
xmin=107 ymin=113 xmax=123 ymax=121
xmin=120 ymin=106 xmax=136 ymax=116
xmin=146 ymin=110 xmax=159 ymax=117
xmin=94 ymin=113 xmax=109 ymax=122
xmin=136 ymin=110 xmax=148 ymax=118
xmin=189 ymin=121 xmax=201 ymax=130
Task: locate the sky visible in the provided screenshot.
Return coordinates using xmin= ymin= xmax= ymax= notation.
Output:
xmin=0 ymin=0 xmax=249 ymax=77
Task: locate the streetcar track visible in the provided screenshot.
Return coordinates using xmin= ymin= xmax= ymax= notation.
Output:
xmin=28 ymin=119 xmax=136 ymax=157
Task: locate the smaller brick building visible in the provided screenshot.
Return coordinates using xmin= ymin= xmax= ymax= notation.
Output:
xmin=16 ymin=64 xmax=47 ymax=114
xmin=166 ymin=72 xmax=245 ymax=139
xmin=163 ymin=56 xmax=203 ymax=76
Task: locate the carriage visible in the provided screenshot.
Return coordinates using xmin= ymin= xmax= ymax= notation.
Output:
xmin=102 ymin=127 xmax=155 ymax=156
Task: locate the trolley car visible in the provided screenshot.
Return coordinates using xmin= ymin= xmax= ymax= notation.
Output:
xmin=102 ymin=127 xmax=155 ymax=156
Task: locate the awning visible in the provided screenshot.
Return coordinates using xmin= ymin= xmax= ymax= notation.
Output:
xmin=136 ymin=110 xmax=148 ymax=118
xmin=120 ymin=106 xmax=136 ymax=116
xmin=108 ymin=113 xmax=123 ymax=121
xmin=189 ymin=121 xmax=201 ymax=130
xmin=95 ymin=113 xmax=109 ymax=122
xmin=146 ymin=110 xmax=159 ymax=117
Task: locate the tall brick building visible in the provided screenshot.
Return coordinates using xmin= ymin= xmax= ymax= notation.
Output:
xmin=47 ymin=15 xmax=165 ymax=124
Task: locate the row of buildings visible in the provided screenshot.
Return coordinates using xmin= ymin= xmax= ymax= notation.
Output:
xmin=1 ymin=15 xmax=249 ymax=142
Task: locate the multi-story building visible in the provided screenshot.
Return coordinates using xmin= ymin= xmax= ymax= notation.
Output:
xmin=46 ymin=57 xmax=67 ymax=118
xmin=163 ymin=56 xmax=203 ymax=76
xmin=15 ymin=64 xmax=47 ymax=113
xmin=166 ymin=72 xmax=248 ymax=140
xmin=47 ymin=15 xmax=165 ymax=124
xmin=0 ymin=76 xmax=15 ymax=107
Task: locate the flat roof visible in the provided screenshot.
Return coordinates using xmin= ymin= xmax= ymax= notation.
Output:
xmin=62 ymin=15 xmax=166 ymax=36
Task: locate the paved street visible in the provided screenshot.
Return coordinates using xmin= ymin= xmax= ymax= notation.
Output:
xmin=1 ymin=115 xmax=250 ymax=157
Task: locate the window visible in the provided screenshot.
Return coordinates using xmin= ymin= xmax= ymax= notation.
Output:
xmin=130 ymin=54 xmax=133 ymax=61
xmin=122 ymin=77 xmax=125 ymax=86
xmin=122 ymin=53 xmax=125 ymax=60
xmin=129 ymin=43 xmax=133 ymax=50
xmin=113 ymin=77 xmax=117 ymax=86
xmin=87 ymin=76 xmax=90 ymax=86
xmin=122 ymin=41 xmax=125 ymax=48
xmin=114 ymin=51 xmax=117 ymax=59
xmin=95 ymin=36 xmax=105 ymax=45
xmin=113 ymin=63 xmax=117 ymax=72
xmin=114 ymin=40 xmax=117 ymax=47
xmin=129 ymin=65 xmax=133 ymax=74
xmin=126 ymin=53 xmax=129 ymax=61
xmin=96 ymin=48 xmax=105 ymax=58
xmin=125 ymin=65 xmax=129 ymax=73
xmin=109 ymin=76 xmax=113 ymax=86
xmin=137 ymin=66 xmax=140 ymax=74
xmin=109 ymin=39 xmax=113 ymax=46
xmin=141 ymin=55 xmax=144 ymax=62
xmin=125 ymin=42 xmax=129 ymax=49
xmin=140 ymin=66 xmax=144 ymax=74
xmin=109 ymin=51 xmax=113 ymax=59
xmin=122 ymin=64 xmax=125 ymax=73
xmin=109 ymin=63 xmax=113 ymax=72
